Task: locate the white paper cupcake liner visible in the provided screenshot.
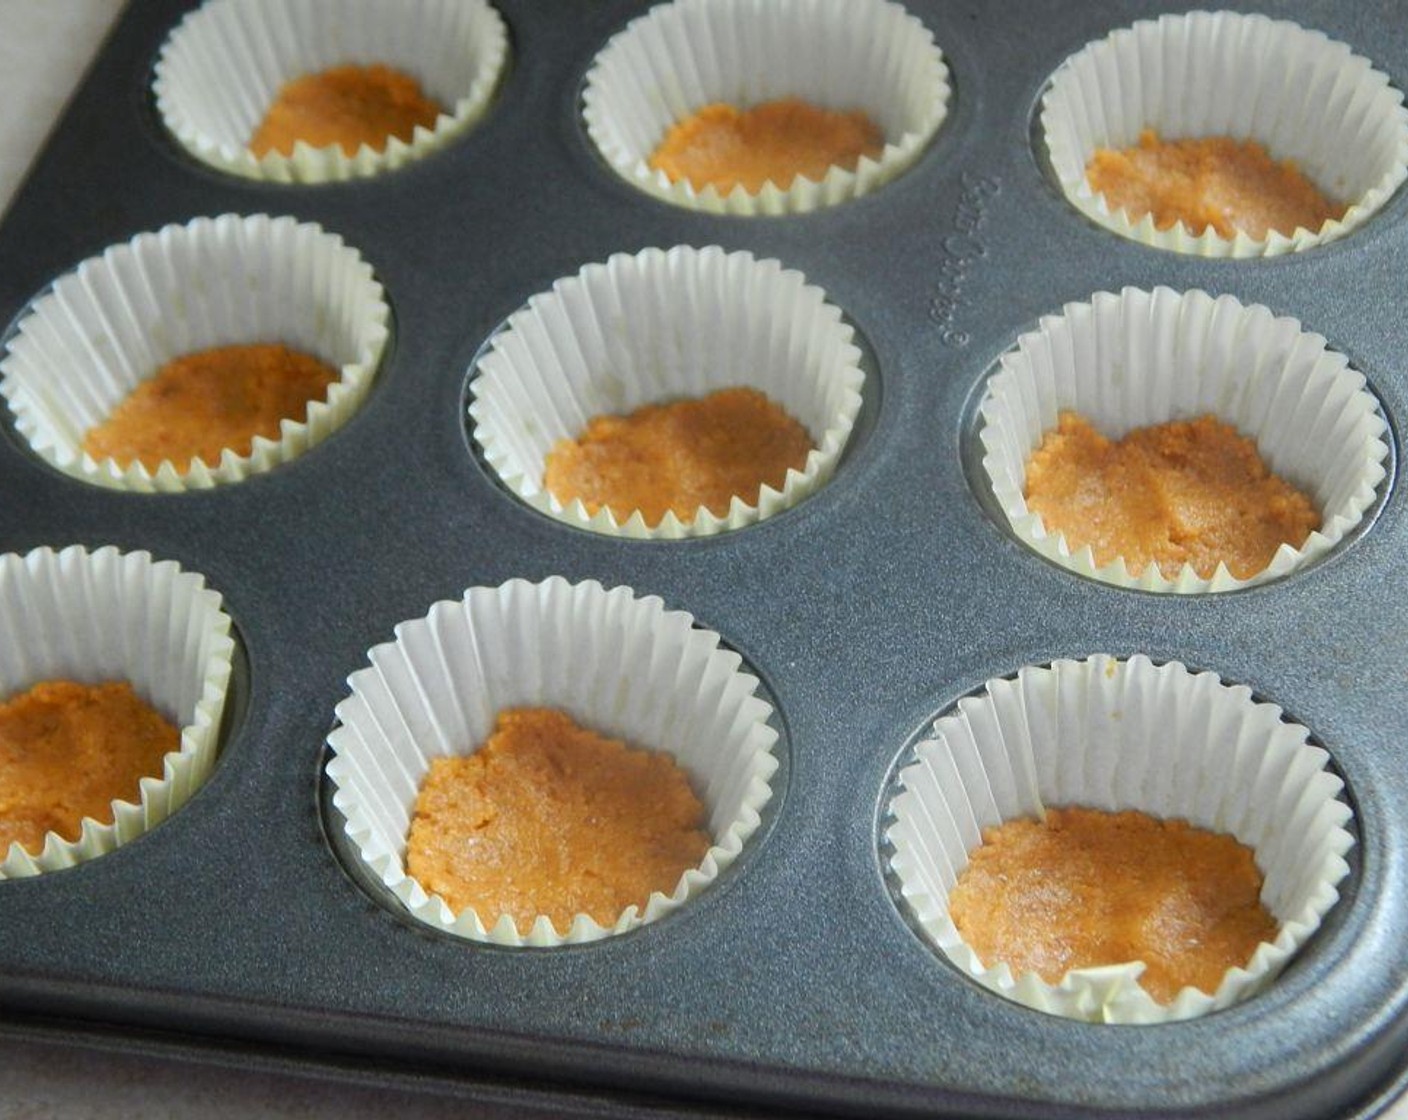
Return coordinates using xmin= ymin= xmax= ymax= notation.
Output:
xmin=0 ymin=213 xmax=390 ymax=493
xmin=326 ymin=577 xmax=779 ymax=947
xmin=1041 ymin=11 xmax=1408 ymax=256
xmin=469 ymin=245 xmax=865 ymax=539
xmin=0 ymin=546 xmax=235 ymax=880
xmin=978 ymin=286 xmax=1389 ymax=592
xmin=885 ymin=655 xmax=1354 ymax=1024
xmin=154 ymin=0 xmax=508 ymax=183
xmin=583 ymin=0 xmax=949 ymax=215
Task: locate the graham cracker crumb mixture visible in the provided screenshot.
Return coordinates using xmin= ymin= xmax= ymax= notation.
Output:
xmin=82 ymin=343 xmax=339 ymax=472
xmin=649 ymin=97 xmax=884 ymax=194
xmin=250 ymin=63 xmax=442 ymax=158
xmin=1024 ymin=412 xmax=1320 ymax=580
xmin=948 ymin=807 xmax=1278 ymax=1004
xmin=0 ymin=680 xmax=178 ymax=857
xmin=543 ymin=386 xmax=814 ymax=527
xmin=406 ymin=708 xmax=711 ymax=931
xmin=1086 ymin=129 xmax=1346 ymax=240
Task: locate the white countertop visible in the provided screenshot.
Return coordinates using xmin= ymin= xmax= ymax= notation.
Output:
xmin=0 ymin=1 xmax=123 ymax=209
xmin=0 ymin=4 xmax=1403 ymax=1119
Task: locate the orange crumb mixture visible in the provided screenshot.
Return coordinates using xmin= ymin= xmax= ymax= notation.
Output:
xmin=405 ymin=708 xmax=711 ymax=930
xmin=82 ymin=343 xmax=338 ymax=472
xmin=1086 ymin=129 xmax=1346 ymax=240
xmin=1024 ymin=412 xmax=1320 ymax=580
xmin=0 ymin=680 xmax=178 ymax=857
xmin=948 ymin=807 xmax=1278 ymax=1004
xmin=543 ymin=386 xmax=814 ymax=527
xmin=648 ymin=97 xmax=885 ymax=194
xmin=249 ymin=63 xmax=442 ymax=158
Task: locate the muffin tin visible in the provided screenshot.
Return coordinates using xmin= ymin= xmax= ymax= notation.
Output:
xmin=2 ymin=0 xmax=1408 ymax=1116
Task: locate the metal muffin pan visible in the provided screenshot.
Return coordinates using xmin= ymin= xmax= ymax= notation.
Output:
xmin=2 ymin=0 xmax=1407 ymax=1115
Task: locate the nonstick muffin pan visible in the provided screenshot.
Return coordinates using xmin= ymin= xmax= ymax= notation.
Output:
xmin=2 ymin=0 xmax=1408 ymax=1116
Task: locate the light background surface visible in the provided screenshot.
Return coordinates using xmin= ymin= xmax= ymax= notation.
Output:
xmin=0 ymin=3 xmax=1402 ymax=1119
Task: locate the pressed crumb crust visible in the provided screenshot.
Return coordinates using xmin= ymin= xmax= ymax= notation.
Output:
xmin=1023 ymin=412 xmax=1321 ymax=580
xmin=0 ymin=680 xmax=179 ymax=857
xmin=405 ymin=708 xmax=711 ymax=931
xmin=948 ymin=807 xmax=1278 ymax=1004
xmin=249 ymin=63 xmax=442 ymax=158
xmin=82 ymin=343 xmax=339 ymax=472
xmin=648 ymin=97 xmax=885 ymax=194
xmin=543 ymin=386 xmax=814 ymax=527
xmin=1086 ymin=129 xmax=1346 ymax=240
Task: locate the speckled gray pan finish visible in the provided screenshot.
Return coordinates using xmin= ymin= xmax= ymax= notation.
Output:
xmin=1 ymin=1 xmax=1406 ymax=1116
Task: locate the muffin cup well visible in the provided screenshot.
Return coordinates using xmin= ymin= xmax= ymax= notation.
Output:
xmin=1040 ymin=10 xmax=1408 ymax=256
xmin=0 ymin=546 xmax=235 ymax=880
xmin=325 ymin=577 xmax=779 ymax=947
xmin=0 ymin=213 xmax=390 ymax=493
xmin=469 ymin=245 xmax=865 ymax=539
xmin=978 ymin=286 xmax=1389 ymax=592
xmin=885 ymin=655 xmax=1354 ymax=1024
xmin=154 ymin=0 xmax=508 ymax=183
xmin=582 ymin=0 xmax=949 ymax=215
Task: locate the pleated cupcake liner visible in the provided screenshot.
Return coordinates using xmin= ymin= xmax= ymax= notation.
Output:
xmin=0 ymin=213 xmax=390 ymax=492
xmin=583 ymin=0 xmax=949 ymax=215
xmin=469 ymin=245 xmax=865 ymax=539
xmin=885 ymin=654 xmax=1354 ymax=1024
xmin=155 ymin=0 xmax=508 ymax=183
xmin=0 ymin=545 xmax=235 ymax=880
xmin=1041 ymin=10 xmax=1408 ymax=256
xmin=326 ymin=576 xmax=779 ymax=947
xmin=978 ymin=286 xmax=1389 ymax=592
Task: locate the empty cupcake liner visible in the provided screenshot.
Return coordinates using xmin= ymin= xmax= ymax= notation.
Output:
xmin=469 ymin=245 xmax=865 ymax=539
xmin=978 ymin=286 xmax=1389 ymax=592
xmin=326 ymin=576 xmax=779 ymax=947
xmin=582 ymin=0 xmax=949 ymax=215
xmin=885 ymin=655 xmax=1354 ymax=1024
xmin=155 ymin=0 xmax=508 ymax=183
xmin=0 ymin=213 xmax=390 ymax=493
xmin=0 ymin=545 xmax=235 ymax=880
xmin=1041 ymin=10 xmax=1408 ymax=256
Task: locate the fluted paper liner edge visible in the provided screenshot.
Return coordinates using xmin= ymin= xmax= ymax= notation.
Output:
xmin=0 ymin=545 xmax=235 ymax=879
xmin=154 ymin=0 xmax=509 ymax=184
xmin=469 ymin=245 xmax=865 ymax=540
xmin=326 ymin=577 xmax=779 ymax=947
xmin=583 ymin=0 xmax=949 ymax=215
xmin=1040 ymin=10 xmax=1408 ymax=257
xmin=885 ymin=655 xmax=1354 ymax=1024
xmin=0 ymin=213 xmax=389 ymax=493
xmin=978 ymin=287 xmax=1389 ymax=593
